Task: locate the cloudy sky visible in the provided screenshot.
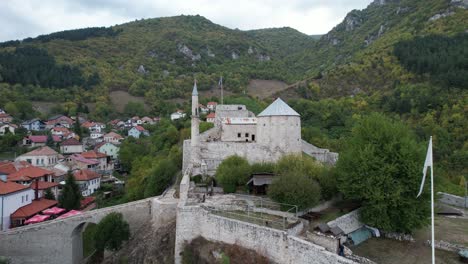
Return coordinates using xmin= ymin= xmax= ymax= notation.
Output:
xmin=0 ymin=0 xmax=371 ymax=42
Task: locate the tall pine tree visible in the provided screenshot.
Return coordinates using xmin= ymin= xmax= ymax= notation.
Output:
xmin=59 ymin=172 xmax=82 ymax=210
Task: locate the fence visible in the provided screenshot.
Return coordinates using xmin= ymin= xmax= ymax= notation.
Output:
xmin=203 ymin=195 xmax=299 ymax=230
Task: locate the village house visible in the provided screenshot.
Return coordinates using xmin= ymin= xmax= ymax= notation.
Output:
xmin=73 ymin=169 xmax=101 ymax=196
xmin=103 ymin=132 xmax=123 ymax=144
xmin=59 ymin=138 xmax=84 ymax=154
xmin=9 ymin=198 xmax=57 ymax=228
xmin=128 ymin=125 xmax=149 ymax=138
xmin=207 ymin=101 xmax=218 ymax=111
xmin=81 ymin=150 xmax=113 ymax=172
xmin=199 ymin=104 xmax=209 ymax=114
xmin=45 ymin=115 xmax=74 ymax=129
xmin=21 ymin=118 xmax=46 ymax=131
xmin=50 ymin=127 xmax=70 ymax=138
xmin=0 ymin=123 xmax=17 ymax=135
xmin=66 ymin=154 xmax=99 ymax=171
xmin=15 ymin=146 xmax=61 ymax=168
xmin=7 ymin=166 xmax=59 ymax=199
xmin=0 ymin=108 xmax=5 ymax=114
xmin=170 ymin=110 xmax=186 ymax=121
xmin=0 ymin=181 xmax=34 ymax=230
xmin=81 ymin=121 xmax=105 ymax=133
xmin=131 ymin=116 xmax=142 ymax=126
xmin=0 ymin=113 xmax=13 ymax=123
xmin=141 ymin=116 xmax=156 ymax=125
xmin=95 ymin=142 xmax=120 ymax=160
xmin=206 ymin=112 xmax=216 ymax=123
xmin=22 ymin=135 xmax=61 ymax=148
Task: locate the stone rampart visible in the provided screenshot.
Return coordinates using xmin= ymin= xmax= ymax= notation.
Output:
xmin=0 ymin=197 xmax=177 ymax=264
xmin=175 ymin=205 xmax=357 ymax=264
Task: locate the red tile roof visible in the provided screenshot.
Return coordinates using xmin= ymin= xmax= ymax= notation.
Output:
xmin=80 ymin=196 xmax=95 ymax=208
xmin=8 ymin=166 xmax=54 ymax=182
xmin=0 ymin=161 xmax=31 ymax=175
xmin=81 ymin=150 xmax=107 ymax=159
xmin=61 ymin=138 xmax=82 ymax=146
xmin=70 ymin=154 xmax=99 ymax=165
xmin=81 ymin=121 xmax=95 ymax=128
xmin=206 ymin=113 xmax=216 ymax=118
xmin=135 ymin=125 xmax=146 ymax=132
xmin=0 ymin=181 xmax=30 ymax=195
xmin=20 ymin=146 xmax=59 ymax=156
xmin=207 ymin=102 xmax=218 ymax=106
xmin=25 ymin=135 xmax=61 ymax=143
xmin=74 ymin=169 xmax=101 ymax=181
xmin=103 ymin=132 xmax=123 ymax=139
xmin=51 ymin=127 xmax=70 ymax=133
xmin=11 ymin=198 xmax=57 ymax=219
xmin=33 ymin=181 xmax=59 ymax=190
xmin=0 ymin=113 xmax=12 ymax=118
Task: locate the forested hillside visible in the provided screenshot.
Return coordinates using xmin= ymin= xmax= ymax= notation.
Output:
xmin=0 ymin=0 xmax=466 ymax=194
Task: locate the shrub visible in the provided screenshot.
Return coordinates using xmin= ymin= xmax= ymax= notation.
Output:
xmin=216 ymin=155 xmax=251 ymax=193
xmin=94 ymin=212 xmax=130 ymax=251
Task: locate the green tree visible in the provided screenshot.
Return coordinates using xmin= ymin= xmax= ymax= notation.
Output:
xmin=94 ymin=212 xmax=130 ymax=251
xmin=336 ymin=113 xmax=429 ymax=233
xmin=46 ymin=133 xmax=55 ymax=148
xmin=143 ymin=158 xmax=178 ymax=197
xmin=269 ymin=155 xmax=322 ymax=210
xmin=124 ymin=101 xmax=147 ymax=117
xmin=44 ymin=188 xmax=56 ymax=200
xmin=58 ymin=172 xmax=82 ymax=210
xmin=73 ymin=114 xmax=82 ymax=140
xmin=216 ymin=155 xmax=251 ymax=193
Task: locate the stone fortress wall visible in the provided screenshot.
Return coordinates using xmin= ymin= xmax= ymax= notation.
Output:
xmin=0 ymin=197 xmax=178 ymax=264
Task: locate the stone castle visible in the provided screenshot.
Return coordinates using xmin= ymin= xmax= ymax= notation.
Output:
xmin=183 ymin=81 xmax=338 ymax=176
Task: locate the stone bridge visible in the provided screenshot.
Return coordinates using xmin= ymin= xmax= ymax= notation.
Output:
xmin=0 ymin=196 xmax=177 ymax=264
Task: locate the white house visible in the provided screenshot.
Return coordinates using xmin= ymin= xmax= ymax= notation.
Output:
xmin=15 ymin=146 xmax=61 ymax=168
xmin=206 ymin=112 xmax=216 ymax=123
xmin=95 ymin=142 xmax=120 ymax=159
xmin=73 ymin=169 xmax=101 ymax=196
xmin=59 ymin=138 xmax=83 ymax=154
xmin=128 ymin=125 xmax=149 ymax=138
xmin=0 ymin=180 xmax=34 ymax=230
xmin=103 ymin=132 xmax=123 ymax=144
xmin=0 ymin=124 xmax=17 ymax=135
xmin=207 ymin=102 xmax=218 ymax=111
xmin=81 ymin=151 xmax=112 ymax=172
xmin=170 ymin=110 xmax=186 ymax=121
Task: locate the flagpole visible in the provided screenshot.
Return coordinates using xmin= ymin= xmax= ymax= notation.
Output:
xmin=430 ymin=138 xmax=435 ymax=264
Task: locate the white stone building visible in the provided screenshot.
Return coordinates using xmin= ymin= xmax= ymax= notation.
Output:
xmin=0 ymin=181 xmax=34 ymax=230
xmin=183 ymin=82 xmax=338 ymax=176
xmin=15 ymin=147 xmax=61 ymax=168
xmin=73 ymin=169 xmax=101 ymax=196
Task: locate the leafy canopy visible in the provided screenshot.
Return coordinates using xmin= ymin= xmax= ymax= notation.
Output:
xmin=94 ymin=212 xmax=130 ymax=251
xmin=336 ymin=113 xmax=429 ymax=233
xmin=216 ymin=155 xmax=251 ymax=193
xmin=59 ymin=172 xmax=82 ymax=210
xmin=268 ymin=154 xmax=322 ymax=210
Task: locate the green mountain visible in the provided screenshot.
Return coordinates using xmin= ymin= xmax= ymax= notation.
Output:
xmin=288 ymin=0 xmax=467 ymax=97
xmin=0 ymin=15 xmax=313 ymax=100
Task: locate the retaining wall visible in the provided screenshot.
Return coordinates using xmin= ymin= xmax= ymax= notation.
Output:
xmin=438 ymin=192 xmax=467 ymax=208
xmin=175 ymin=205 xmax=356 ymax=264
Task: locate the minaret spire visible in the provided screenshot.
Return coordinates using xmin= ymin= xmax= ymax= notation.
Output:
xmin=191 ymin=79 xmax=200 ymax=165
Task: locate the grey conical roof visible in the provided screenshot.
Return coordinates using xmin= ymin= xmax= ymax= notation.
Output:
xmin=192 ymin=80 xmax=198 ymax=96
xmin=258 ymin=98 xmax=300 ymax=117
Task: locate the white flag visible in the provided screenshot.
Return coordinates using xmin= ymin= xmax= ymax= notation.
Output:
xmin=417 ymin=137 xmax=433 ymax=198
xmin=218 ymin=77 xmax=223 ymax=87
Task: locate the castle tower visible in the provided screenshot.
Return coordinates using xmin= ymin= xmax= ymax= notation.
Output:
xmin=256 ymin=98 xmax=302 ymax=155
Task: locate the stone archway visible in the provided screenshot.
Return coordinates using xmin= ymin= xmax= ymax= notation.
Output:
xmin=71 ymin=222 xmax=97 ymax=264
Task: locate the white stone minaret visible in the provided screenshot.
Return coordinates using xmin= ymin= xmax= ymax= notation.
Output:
xmin=191 ymin=80 xmax=199 ymax=147
xmin=191 ymin=80 xmax=200 ymax=165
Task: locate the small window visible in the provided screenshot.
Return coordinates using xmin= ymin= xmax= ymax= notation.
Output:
xmin=22 ymin=196 xmax=24 ymax=203
xmin=245 ymin=133 xmax=249 ymax=137
xmin=26 ymin=195 xmax=28 ymax=201
xmin=237 ymin=133 xmax=241 ymax=138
